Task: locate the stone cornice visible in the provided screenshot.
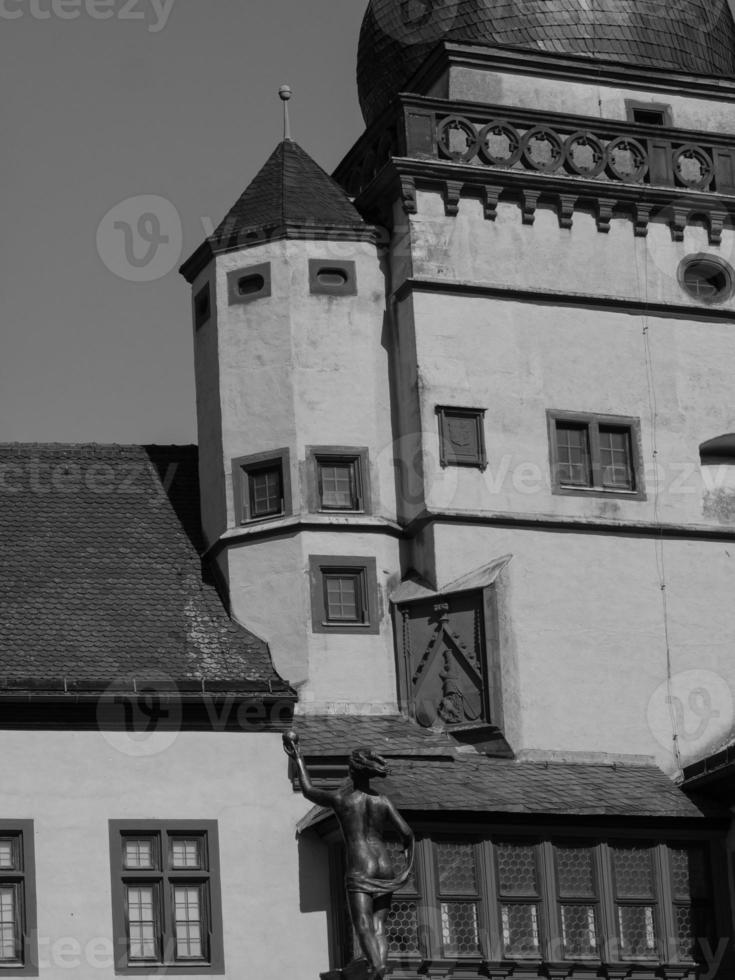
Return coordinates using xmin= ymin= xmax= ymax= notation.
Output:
xmin=394 ymin=276 xmax=735 ymax=323
xmin=415 ymin=41 xmax=735 ymax=105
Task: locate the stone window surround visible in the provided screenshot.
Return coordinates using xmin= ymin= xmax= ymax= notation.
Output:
xmin=108 ymin=820 xmax=224 ymax=976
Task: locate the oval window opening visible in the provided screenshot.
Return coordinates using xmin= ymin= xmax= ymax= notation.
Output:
xmin=238 ymin=274 xmax=265 ymax=296
xmin=317 ymin=268 xmax=349 ymax=288
xmin=680 ymin=256 xmax=732 ymax=303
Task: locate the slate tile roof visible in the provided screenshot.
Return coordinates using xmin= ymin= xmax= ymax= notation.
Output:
xmin=0 ymin=444 xmax=293 ymax=695
xmin=209 ymin=141 xmax=367 ymax=251
xmin=180 ymin=140 xmax=374 ymax=283
xmin=358 ymin=0 xmax=735 ymax=125
xmin=295 ymin=713 xmax=462 ymax=758
xmin=380 ymin=758 xmax=717 ymax=818
xmin=294 ymin=716 xmax=721 ymax=819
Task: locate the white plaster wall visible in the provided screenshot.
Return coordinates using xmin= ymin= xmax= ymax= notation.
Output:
xmin=0 ymin=731 xmax=325 ymax=980
xmin=212 ymin=239 xmax=394 ymax=531
xmin=191 ymin=264 xmax=226 ymax=549
xmin=411 ymin=286 xmax=735 ymax=527
xmin=409 ymin=191 xmax=735 ymax=313
xmin=445 ymin=66 xmax=735 ymax=132
xmin=226 ymin=530 xmax=401 ymax=706
xmin=431 ymin=523 xmax=735 ymax=774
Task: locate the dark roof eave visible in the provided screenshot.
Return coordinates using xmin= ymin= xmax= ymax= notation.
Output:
xmin=179 ymin=222 xmax=382 ymax=284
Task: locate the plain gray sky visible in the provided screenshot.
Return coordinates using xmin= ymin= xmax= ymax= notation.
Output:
xmin=3 ymin=1 xmax=735 ymax=445
xmin=1 ymin=0 xmax=367 ymax=444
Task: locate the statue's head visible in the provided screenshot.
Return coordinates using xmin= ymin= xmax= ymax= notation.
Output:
xmin=349 ymin=747 xmax=389 ymax=779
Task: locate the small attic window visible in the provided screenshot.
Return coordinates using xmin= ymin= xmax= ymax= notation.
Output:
xmin=308 ymin=259 xmax=356 ymax=296
xmin=194 ymin=283 xmax=211 ymax=330
xmin=700 ymin=434 xmax=735 ymax=465
xmin=626 ymin=100 xmax=672 ymax=126
xmin=679 ymin=255 xmax=733 ymax=304
xmin=227 ymin=263 xmax=271 ymax=305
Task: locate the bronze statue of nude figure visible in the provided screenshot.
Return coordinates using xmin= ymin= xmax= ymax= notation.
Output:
xmin=283 ymin=732 xmax=414 ymax=979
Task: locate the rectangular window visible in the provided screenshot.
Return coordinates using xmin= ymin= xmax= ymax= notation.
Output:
xmin=309 ymin=555 xmax=379 ymax=634
xmin=337 ymin=834 xmax=717 ymax=972
xmin=437 ymin=407 xmax=487 ymax=468
xmin=626 ymin=100 xmax=672 ymax=126
xmin=306 ymin=447 xmax=370 ymax=514
xmin=0 ymin=823 xmax=37 ymax=975
xmin=232 ymin=448 xmax=291 ymax=524
xmin=548 ymin=411 xmax=644 ymax=498
xmin=109 ymin=821 xmax=224 ymax=975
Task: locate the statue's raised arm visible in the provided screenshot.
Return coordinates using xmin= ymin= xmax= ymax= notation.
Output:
xmin=283 ymin=732 xmax=414 ymax=980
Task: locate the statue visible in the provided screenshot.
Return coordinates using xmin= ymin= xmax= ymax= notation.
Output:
xmin=283 ymin=731 xmax=414 ymax=980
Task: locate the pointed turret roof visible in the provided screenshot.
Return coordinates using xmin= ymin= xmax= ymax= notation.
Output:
xmin=181 ymin=140 xmax=374 ymax=282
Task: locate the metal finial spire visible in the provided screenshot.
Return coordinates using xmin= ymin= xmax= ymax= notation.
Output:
xmin=279 ymin=85 xmax=292 ymax=141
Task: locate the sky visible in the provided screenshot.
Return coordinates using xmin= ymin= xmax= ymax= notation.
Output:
xmin=0 ymin=0 xmax=368 ymax=445
xmin=3 ymin=1 xmax=735 ymax=446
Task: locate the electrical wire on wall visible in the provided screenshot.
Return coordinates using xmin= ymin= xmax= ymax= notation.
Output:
xmin=635 ymin=224 xmax=684 ymax=775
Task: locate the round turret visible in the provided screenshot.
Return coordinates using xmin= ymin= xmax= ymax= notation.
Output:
xmin=358 ymin=0 xmax=735 ymax=125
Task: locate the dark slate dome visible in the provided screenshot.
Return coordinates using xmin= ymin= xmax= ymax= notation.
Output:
xmin=358 ymin=0 xmax=735 ymax=125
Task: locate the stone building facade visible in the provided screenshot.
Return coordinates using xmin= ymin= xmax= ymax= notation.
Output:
xmin=3 ymin=1 xmax=735 ymax=978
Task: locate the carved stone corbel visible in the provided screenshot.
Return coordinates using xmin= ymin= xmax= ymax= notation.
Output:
xmin=557 ymin=194 xmax=577 ymax=229
xmin=708 ymin=208 xmax=728 ymax=246
xmin=633 ymin=203 xmax=653 ymax=237
xmin=596 ymin=197 xmax=617 ymax=233
xmin=670 ymin=205 xmax=689 ymax=242
xmin=521 ymin=189 xmax=540 ymax=225
xmin=400 ymin=175 xmax=417 ymax=214
xmin=443 ymin=180 xmax=463 ymax=217
xmin=483 ymin=184 xmax=503 ymax=221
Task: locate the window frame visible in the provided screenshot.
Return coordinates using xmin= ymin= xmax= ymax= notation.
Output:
xmin=0 ymin=821 xmax=37 ymax=977
xmin=308 ymin=259 xmax=357 ymax=296
xmin=625 ymin=100 xmax=673 ymax=127
xmin=306 ymin=446 xmax=371 ymax=514
xmin=309 ymin=555 xmax=380 ymax=635
xmin=109 ymin=820 xmax=224 ymax=976
xmin=226 ymin=262 xmax=271 ymax=305
xmin=232 ymin=448 xmax=291 ymax=525
xmin=436 ymin=406 xmax=487 ymax=469
xmin=327 ymin=826 xmax=725 ymax=976
xmin=547 ymin=410 xmax=646 ymax=500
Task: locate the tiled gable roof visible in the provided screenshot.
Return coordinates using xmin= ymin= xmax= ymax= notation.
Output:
xmin=0 ymin=444 xmax=293 ymax=695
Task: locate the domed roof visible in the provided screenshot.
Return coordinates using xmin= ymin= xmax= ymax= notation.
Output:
xmin=358 ymin=0 xmax=735 ymax=125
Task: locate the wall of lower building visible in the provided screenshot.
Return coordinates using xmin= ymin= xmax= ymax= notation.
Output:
xmin=0 ymin=729 xmax=325 ymax=980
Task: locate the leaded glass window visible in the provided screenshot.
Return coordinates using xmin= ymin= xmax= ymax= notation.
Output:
xmin=336 ymin=833 xmax=718 ymax=971
xmin=496 ymin=843 xmax=541 ymax=958
xmin=611 ymin=845 xmax=658 ymax=959
xmin=434 ymin=841 xmax=481 ymax=956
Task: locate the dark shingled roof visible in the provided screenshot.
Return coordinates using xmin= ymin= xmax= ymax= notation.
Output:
xmin=209 ymin=140 xmax=367 ymax=250
xmin=380 ymin=758 xmax=717 ymax=818
xmin=294 ymin=716 xmax=722 ymax=819
xmin=0 ymin=444 xmax=293 ymax=694
xmin=358 ymin=0 xmax=735 ymax=125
